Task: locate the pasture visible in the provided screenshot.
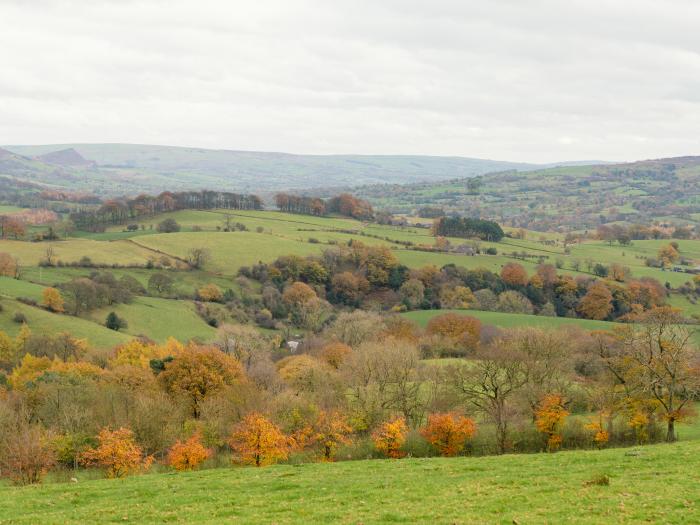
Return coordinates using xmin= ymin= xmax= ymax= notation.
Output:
xmin=1 ymin=441 xmax=698 ymax=524
xmin=402 ymin=308 xmax=622 ymax=332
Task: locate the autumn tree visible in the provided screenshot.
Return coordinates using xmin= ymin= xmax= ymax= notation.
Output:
xmin=187 ymin=247 xmax=211 ymax=269
xmin=311 ymin=411 xmax=353 ymax=461
xmin=320 ymin=341 xmax=353 ymax=369
xmin=578 ymin=281 xmax=613 ymax=320
xmin=426 ymin=313 xmax=481 ymax=354
xmin=420 ymin=413 xmax=477 ymax=456
xmin=372 ymin=417 xmax=408 ymax=458
xmin=80 ymin=427 xmax=151 ymax=478
xmin=440 ymin=285 xmax=476 ymax=309
xmin=584 ymin=415 xmax=610 ymax=448
xmin=0 ymin=216 xmax=26 ymax=239
xmin=41 ymin=287 xmax=64 ymax=313
xmin=343 ymin=338 xmax=423 ymax=429
xmin=282 ymin=281 xmax=329 ymax=330
xmin=609 ymin=308 xmax=700 ymax=442
xmin=534 ymin=394 xmax=569 ymax=451
xmin=0 ymin=253 xmax=18 ymax=278
xmin=228 ymin=413 xmax=289 ymax=467
xmin=657 ymin=243 xmax=680 ymax=266
xmin=450 ymin=344 xmax=527 ymax=454
xmin=0 ymin=422 xmax=56 ymax=485
xmin=159 ymin=345 xmax=246 ymax=418
xmin=500 ymin=262 xmax=528 ymax=287
xmin=198 ymin=283 xmax=223 ymax=302
xmin=167 ymin=433 xmax=211 ymax=471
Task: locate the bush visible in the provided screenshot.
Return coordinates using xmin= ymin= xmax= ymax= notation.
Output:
xmin=485 ymin=247 xmax=497 ymax=255
xmin=157 ymin=218 xmax=181 ymax=233
xmin=0 ymin=424 xmax=56 ymax=485
xmin=105 ymin=312 xmax=128 ymax=331
xmin=13 ymin=312 xmax=27 ymax=323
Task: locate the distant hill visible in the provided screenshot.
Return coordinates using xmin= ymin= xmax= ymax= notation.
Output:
xmin=351 ymin=155 xmax=700 ymax=231
xmin=2 ymin=143 xmax=602 ymax=196
xmin=36 ymin=147 xmax=95 ymax=167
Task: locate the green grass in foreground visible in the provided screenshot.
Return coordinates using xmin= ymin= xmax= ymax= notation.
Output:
xmin=1 ymin=441 xmax=699 ymax=524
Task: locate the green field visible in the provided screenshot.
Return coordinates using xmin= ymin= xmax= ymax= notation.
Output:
xmin=88 ymin=297 xmax=216 ymax=343
xmin=1 ymin=441 xmax=698 ymax=524
xmin=0 ymin=239 xmax=155 ymax=266
xmin=0 ymin=297 xmax=129 ymax=348
xmin=402 ymin=308 xmax=623 ymax=332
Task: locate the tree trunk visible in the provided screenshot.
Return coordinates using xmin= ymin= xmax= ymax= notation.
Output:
xmin=666 ymin=419 xmax=676 ymax=443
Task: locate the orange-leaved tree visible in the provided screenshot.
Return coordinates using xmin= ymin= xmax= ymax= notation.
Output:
xmin=197 ymin=283 xmax=223 ymax=302
xmin=584 ymin=414 xmax=610 ymax=448
xmin=420 ymin=413 xmax=477 ymax=457
xmin=372 ymin=417 xmax=408 ymax=458
xmin=41 ymin=287 xmax=64 ymax=313
xmin=229 ymin=413 xmax=289 ymax=467
xmin=500 ymin=262 xmax=528 ymax=286
xmin=426 ymin=313 xmax=481 ymax=352
xmin=312 ymin=411 xmax=353 ymax=461
xmin=577 ymin=281 xmax=613 ymax=320
xmin=534 ymin=394 xmax=569 ymax=452
xmin=159 ymin=344 xmax=245 ymax=418
xmin=167 ymin=433 xmax=211 ymax=471
xmin=80 ymin=427 xmax=152 ymax=478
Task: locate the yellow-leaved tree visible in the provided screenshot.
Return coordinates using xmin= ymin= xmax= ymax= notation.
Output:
xmin=229 ymin=413 xmax=289 ymax=467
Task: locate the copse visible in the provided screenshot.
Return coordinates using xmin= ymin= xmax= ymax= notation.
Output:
xmin=274 ymin=192 xmax=373 ymax=220
xmin=432 ymin=216 xmax=504 ymax=241
xmin=70 ymin=190 xmax=262 ymax=230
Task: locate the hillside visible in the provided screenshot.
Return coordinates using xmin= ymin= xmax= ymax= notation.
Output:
xmin=3 ymin=143 xmax=585 ymax=196
xmin=353 ymin=156 xmax=700 ymax=232
xmin=2 ymin=440 xmax=699 ymax=524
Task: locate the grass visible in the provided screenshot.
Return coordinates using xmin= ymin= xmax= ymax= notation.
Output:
xmin=133 ymin=231 xmax=326 ymax=274
xmin=403 ymin=308 xmax=623 ymax=332
xmin=88 ymin=297 xmax=216 ymax=343
xmin=0 ymin=239 xmax=155 ymax=266
xmin=0 ymin=298 xmax=129 ymax=348
xmin=1 ymin=440 xmax=698 ymax=524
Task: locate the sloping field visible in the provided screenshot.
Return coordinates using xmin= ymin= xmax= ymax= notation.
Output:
xmin=402 ymin=308 xmax=622 ymax=331
xmin=1 ymin=441 xmax=698 ymax=524
xmin=88 ymin=297 xmax=216 ymax=343
xmin=0 ymin=239 xmax=155 ymax=266
xmin=0 ymin=298 xmax=129 ymax=349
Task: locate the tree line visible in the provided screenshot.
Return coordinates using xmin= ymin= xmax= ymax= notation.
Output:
xmin=432 ymin=217 xmax=505 ymax=241
xmin=70 ymin=190 xmax=262 ymax=230
xmin=0 ymin=306 xmax=697 ymax=485
xmin=275 ymin=192 xmax=373 ymax=220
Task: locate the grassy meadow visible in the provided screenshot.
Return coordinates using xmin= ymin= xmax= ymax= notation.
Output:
xmin=402 ymin=308 xmax=623 ymax=332
xmin=1 ymin=440 xmax=698 ymax=524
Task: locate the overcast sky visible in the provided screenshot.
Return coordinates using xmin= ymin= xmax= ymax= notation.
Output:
xmin=1 ymin=0 xmax=700 ymax=163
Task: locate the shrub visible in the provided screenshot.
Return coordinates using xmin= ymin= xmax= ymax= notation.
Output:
xmin=167 ymin=433 xmax=211 ymax=471
xmin=420 ymin=413 xmax=477 ymax=456
xmin=13 ymin=312 xmax=27 ymax=324
xmin=157 ymin=218 xmax=181 ymax=233
xmin=105 ymin=312 xmax=128 ymax=331
xmin=80 ymin=427 xmax=152 ymax=478
xmin=0 ymin=423 xmax=56 ymax=485
xmin=372 ymin=417 xmax=408 ymax=459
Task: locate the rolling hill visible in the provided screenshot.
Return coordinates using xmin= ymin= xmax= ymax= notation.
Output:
xmin=2 ymin=143 xmax=598 ymax=196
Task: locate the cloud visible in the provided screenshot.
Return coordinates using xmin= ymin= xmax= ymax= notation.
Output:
xmin=1 ymin=0 xmax=699 ymax=162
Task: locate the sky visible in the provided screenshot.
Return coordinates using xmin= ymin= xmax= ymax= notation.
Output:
xmin=1 ymin=0 xmax=700 ymax=163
